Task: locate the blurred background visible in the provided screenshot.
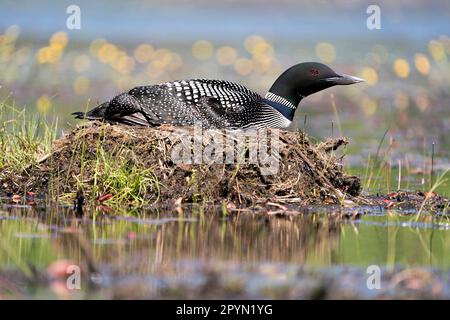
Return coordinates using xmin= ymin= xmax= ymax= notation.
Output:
xmin=0 ymin=0 xmax=449 ymax=170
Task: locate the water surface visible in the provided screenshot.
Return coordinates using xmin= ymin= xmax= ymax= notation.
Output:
xmin=1 ymin=202 xmax=450 ymax=299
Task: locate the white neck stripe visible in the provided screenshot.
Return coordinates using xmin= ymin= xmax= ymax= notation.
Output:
xmin=264 ymin=92 xmax=296 ymax=109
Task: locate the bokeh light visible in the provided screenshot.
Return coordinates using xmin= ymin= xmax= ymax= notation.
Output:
xmin=98 ymin=43 xmax=118 ymax=63
xmin=36 ymin=31 xmax=68 ymax=64
xmin=192 ymin=40 xmax=214 ymax=60
xmin=112 ymin=55 xmax=135 ymax=75
xmin=167 ymin=53 xmax=183 ymax=72
xmin=133 ymin=44 xmax=154 ymax=63
xmin=315 ymin=42 xmax=336 ymax=63
xmin=36 ymin=94 xmax=52 ymax=114
xmin=147 ymin=61 xmax=165 ymax=79
xmin=415 ymin=91 xmax=430 ymax=112
xmin=414 ymin=53 xmax=430 ymax=75
xmin=393 ymin=58 xmax=410 ymax=78
xmin=152 ymin=48 xmax=172 ymax=69
xmin=234 ymin=58 xmax=253 ymax=76
xmin=394 ymin=90 xmax=409 ymax=110
xmin=49 ymin=32 xmax=68 ymax=48
xmin=89 ymin=38 xmax=107 ymax=57
xmin=360 ymin=67 xmax=378 ymax=86
xmin=361 ymin=96 xmax=377 ymax=116
xmin=216 ymin=46 xmax=237 ymax=65
xmin=244 ymin=35 xmax=265 ymax=54
xmin=428 ymin=40 xmax=446 ymax=62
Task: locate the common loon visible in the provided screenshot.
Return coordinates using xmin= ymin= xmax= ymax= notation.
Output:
xmin=73 ymin=62 xmax=364 ymax=129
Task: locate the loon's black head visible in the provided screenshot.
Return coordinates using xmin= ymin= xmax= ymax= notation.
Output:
xmin=267 ymin=62 xmax=364 ymax=110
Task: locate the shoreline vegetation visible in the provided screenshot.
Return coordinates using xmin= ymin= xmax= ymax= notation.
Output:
xmin=0 ymin=102 xmax=448 ymax=213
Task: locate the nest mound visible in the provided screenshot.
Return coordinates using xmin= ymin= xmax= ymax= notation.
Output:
xmin=1 ymin=122 xmax=361 ymax=205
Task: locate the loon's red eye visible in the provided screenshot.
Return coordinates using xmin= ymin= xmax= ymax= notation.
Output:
xmin=310 ymin=68 xmax=319 ymax=77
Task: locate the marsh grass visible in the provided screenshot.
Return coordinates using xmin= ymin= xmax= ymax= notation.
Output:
xmin=55 ymin=126 xmax=163 ymax=206
xmin=69 ymin=146 xmax=162 ymax=206
xmin=362 ymin=127 xmax=391 ymax=192
xmin=0 ymin=101 xmax=161 ymax=206
xmin=0 ymin=100 xmax=57 ymax=176
xmin=416 ymin=168 xmax=450 ymax=217
xmin=347 ymin=125 xmax=450 ymax=198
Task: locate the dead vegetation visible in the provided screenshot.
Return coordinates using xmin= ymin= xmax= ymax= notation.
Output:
xmin=0 ymin=121 xmax=361 ymax=206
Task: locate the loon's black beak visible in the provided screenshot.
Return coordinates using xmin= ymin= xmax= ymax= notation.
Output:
xmin=325 ymin=74 xmax=365 ymax=85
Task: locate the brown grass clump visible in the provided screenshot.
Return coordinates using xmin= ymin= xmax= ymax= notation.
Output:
xmin=1 ymin=122 xmax=360 ymax=205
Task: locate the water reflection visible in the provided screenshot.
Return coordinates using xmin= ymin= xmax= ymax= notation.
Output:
xmin=1 ymin=205 xmax=450 ymax=298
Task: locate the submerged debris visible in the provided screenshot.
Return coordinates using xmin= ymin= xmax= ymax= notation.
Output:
xmin=360 ymin=191 xmax=450 ymax=213
xmin=73 ymin=189 xmax=84 ymax=215
xmin=0 ymin=122 xmax=361 ymax=205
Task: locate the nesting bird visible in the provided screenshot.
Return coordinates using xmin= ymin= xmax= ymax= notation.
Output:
xmin=73 ymin=62 xmax=364 ymax=129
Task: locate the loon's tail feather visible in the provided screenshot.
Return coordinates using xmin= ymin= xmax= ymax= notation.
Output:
xmin=72 ymin=101 xmax=151 ymax=126
xmin=117 ymin=113 xmax=151 ymax=126
xmin=72 ymin=102 xmax=109 ymax=120
xmin=72 ymin=111 xmax=87 ymax=119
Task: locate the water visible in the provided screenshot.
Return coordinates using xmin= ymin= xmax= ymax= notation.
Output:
xmin=2 ymin=1 xmax=449 ymax=42
xmin=1 ymin=201 xmax=450 ymax=299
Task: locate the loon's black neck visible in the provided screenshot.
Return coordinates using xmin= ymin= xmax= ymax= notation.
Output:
xmin=263 ymin=92 xmax=298 ymax=121
xmin=267 ymin=83 xmax=303 ymax=109
xmin=263 ymin=67 xmax=307 ymax=121
xmin=266 ymin=65 xmax=308 ymax=110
